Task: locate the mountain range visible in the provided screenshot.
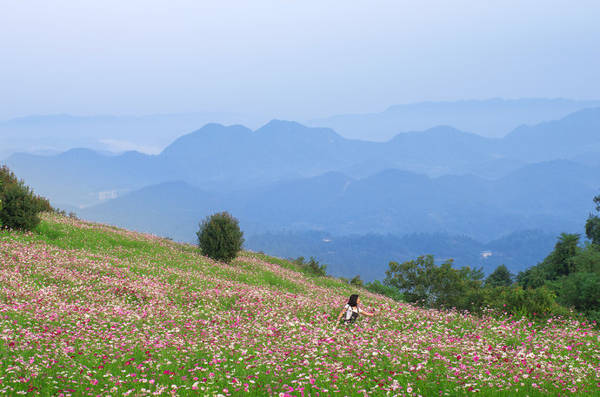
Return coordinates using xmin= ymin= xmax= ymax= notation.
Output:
xmin=4 ymin=105 xmax=600 ymax=280
xmin=310 ymin=98 xmax=600 ymax=140
xmin=7 ymin=107 xmax=600 ymax=209
xmin=4 ymin=98 xmax=600 ymax=161
xmin=76 ymin=159 xmax=598 ymax=242
xmin=246 ymin=229 xmax=559 ymax=281
xmin=0 ymin=112 xmax=265 ymax=161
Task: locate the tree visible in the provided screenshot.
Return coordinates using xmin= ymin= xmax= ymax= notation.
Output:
xmin=556 ymin=272 xmax=600 ymax=312
xmin=586 ymin=194 xmax=600 ymax=245
xmin=0 ymin=166 xmax=51 ymax=231
xmin=486 ymin=265 xmax=513 ymax=287
xmin=517 ymin=265 xmax=548 ymax=289
xmin=197 ymin=212 xmax=244 ymax=263
xmin=0 ymin=182 xmax=42 ymax=231
xmin=385 ymin=255 xmax=438 ymax=306
xmin=384 ymin=255 xmax=483 ymax=310
xmin=586 ymin=216 xmax=600 ymax=245
xmin=292 ymin=256 xmax=327 ymax=276
xmin=550 ymin=233 xmax=580 ymax=277
xmin=350 ymin=275 xmax=364 ymax=287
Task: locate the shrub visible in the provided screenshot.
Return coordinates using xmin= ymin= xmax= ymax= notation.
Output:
xmin=292 ymin=256 xmax=327 ymax=277
xmin=197 ymin=212 xmax=244 ymax=263
xmin=0 ymin=182 xmax=42 ymax=231
xmin=485 ymin=286 xmax=561 ymax=319
xmin=350 ymin=275 xmax=364 ymax=287
xmin=554 ymin=272 xmax=600 ymax=313
xmin=365 ymin=280 xmax=404 ymax=301
xmin=0 ymin=166 xmax=52 ymax=231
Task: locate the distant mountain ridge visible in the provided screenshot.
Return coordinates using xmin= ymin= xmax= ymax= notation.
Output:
xmin=77 ymin=159 xmax=595 ymax=280
xmin=7 ymin=107 xmax=600 ymax=209
xmin=79 ymin=159 xmax=600 ymax=243
xmin=0 ymin=111 xmax=265 ymax=160
xmin=310 ymin=98 xmax=600 ymax=140
xmin=5 ymin=106 xmax=600 ymax=280
xmin=246 ymin=229 xmax=558 ymax=281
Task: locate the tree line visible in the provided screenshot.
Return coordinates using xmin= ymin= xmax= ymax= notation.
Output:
xmin=381 ymin=194 xmax=600 ymax=324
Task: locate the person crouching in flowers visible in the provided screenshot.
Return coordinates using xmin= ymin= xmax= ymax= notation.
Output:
xmin=335 ymin=294 xmax=375 ymax=327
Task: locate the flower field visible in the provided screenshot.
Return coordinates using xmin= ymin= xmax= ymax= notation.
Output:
xmin=1 ymin=214 xmax=599 ymax=396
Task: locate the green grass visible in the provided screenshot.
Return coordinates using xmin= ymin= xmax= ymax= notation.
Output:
xmin=1 ymin=214 xmax=596 ymax=396
xmin=31 ymin=218 xmax=314 ymax=295
xmin=34 ymin=220 xmax=163 ymax=258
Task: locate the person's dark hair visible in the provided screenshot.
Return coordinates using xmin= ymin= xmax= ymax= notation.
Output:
xmin=347 ymin=294 xmax=359 ymax=307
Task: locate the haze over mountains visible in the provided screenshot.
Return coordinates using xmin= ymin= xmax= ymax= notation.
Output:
xmin=3 ymin=98 xmax=600 ymax=161
xmin=8 ymin=106 xmax=600 ymax=206
xmin=3 ymin=101 xmax=600 ymax=280
xmin=0 ymin=112 xmax=265 ymax=161
xmin=311 ymin=98 xmax=600 ymax=141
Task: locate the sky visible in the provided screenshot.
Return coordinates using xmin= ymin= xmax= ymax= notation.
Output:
xmin=1 ymin=0 xmax=599 ymax=121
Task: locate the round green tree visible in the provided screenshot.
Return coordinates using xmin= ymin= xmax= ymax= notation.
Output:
xmin=197 ymin=212 xmax=244 ymax=263
xmin=0 ymin=182 xmax=42 ymax=231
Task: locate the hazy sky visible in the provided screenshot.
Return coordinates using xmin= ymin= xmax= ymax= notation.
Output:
xmin=1 ymin=0 xmax=599 ymax=121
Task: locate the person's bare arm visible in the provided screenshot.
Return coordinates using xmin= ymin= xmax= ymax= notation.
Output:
xmin=361 ymin=309 xmax=375 ymax=317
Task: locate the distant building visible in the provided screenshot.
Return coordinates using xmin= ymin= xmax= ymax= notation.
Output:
xmin=480 ymin=250 xmax=493 ymax=259
xmin=98 ymin=190 xmax=118 ymax=201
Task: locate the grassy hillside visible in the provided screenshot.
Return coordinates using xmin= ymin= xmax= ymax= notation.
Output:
xmin=1 ymin=214 xmax=599 ymax=396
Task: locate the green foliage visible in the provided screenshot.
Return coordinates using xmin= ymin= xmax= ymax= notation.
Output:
xmin=586 ymin=215 xmax=600 ymax=245
xmin=0 ymin=166 xmax=52 ymax=231
xmin=374 ymin=193 xmax=600 ymax=323
xmin=549 ymin=233 xmax=580 ymax=277
xmin=554 ymin=272 xmax=600 ymax=313
xmin=518 ymin=233 xmax=581 ymax=288
xmin=384 ymin=255 xmax=436 ymax=305
xmin=0 ymin=178 xmax=41 ymax=231
xmin=586 ymin=194 xmax=600 ymax=245
xmin=571 ymin=243 xmax=600 ymax=273
xmin=382 ymin=254 xmax=566 ymax=319
xmin=349 ymin=275 xmax=363 ymax=287
xmin=486 ymin=264 xmax=513 ymax=287
xmin=485 ymin=286 xmax=561 ymax=318
xmin=512 ymin=196 xmax=600 ymax=325
xmin=517 ymin=265 xmax=548 ymax=289
xmin=384 ymin=255 xmax=484 ymax=311
xmin=291 ymin=256 xmax=327 ymax=277
xmin=364 ymin=280 xmax=403 ymax=301
xmin=197 ymin=212 xmax=244 ymax=263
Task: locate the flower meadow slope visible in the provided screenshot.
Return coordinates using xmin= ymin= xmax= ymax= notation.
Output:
xmin=0 ymin=214 xmax=599 ymax=396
